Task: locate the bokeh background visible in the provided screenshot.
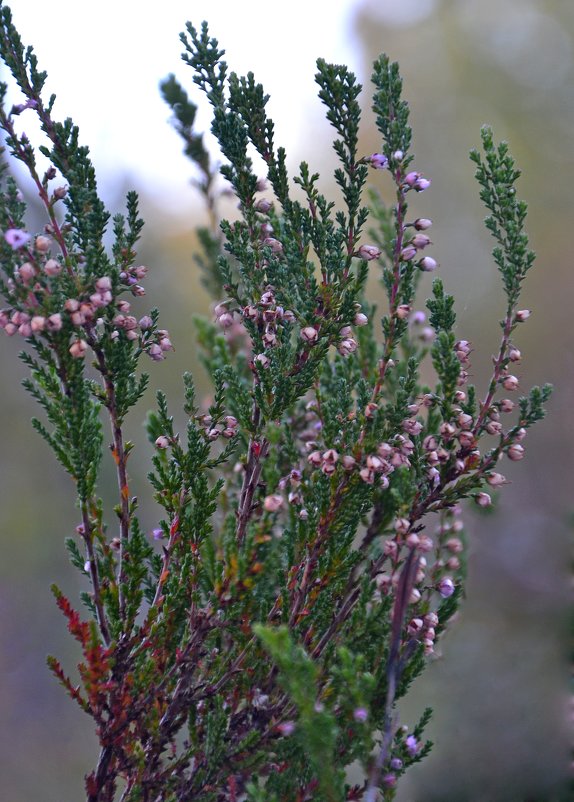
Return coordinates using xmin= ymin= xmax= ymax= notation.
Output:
xmin=0 ymin=1 xmax=571 ymax=799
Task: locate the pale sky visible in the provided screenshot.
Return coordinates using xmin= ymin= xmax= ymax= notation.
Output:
xmin=4 ymin=1 xmax=361 ymax=212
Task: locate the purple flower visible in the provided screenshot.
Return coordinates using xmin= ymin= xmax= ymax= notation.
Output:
xmin=369 ymin=152 xmax=388 ymax=169
xmin=353 ymin=707 xmax=368 ymax=723
xmin=152 ymin=528 xmax=164 ymax=540
xmin=5 ymin=228 xmax=30 ymax=249
xmin=405 ymin=734 xmax=419 ymax=756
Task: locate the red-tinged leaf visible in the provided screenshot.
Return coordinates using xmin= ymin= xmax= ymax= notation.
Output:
xmin=121 ymin=483 xmax=129 ymax=501
xmin=51 ymin=586 xmax=91 ymax=647
xmin=85 ymin=773 xmax=98 ymax=796
xmin=170 ymin=516 xmax=179 ymax=536
xmin=159 ymin=569 xmax=169 ymax=585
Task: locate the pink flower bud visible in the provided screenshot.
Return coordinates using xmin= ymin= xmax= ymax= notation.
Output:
xmin=255 ymin=198 xmax=273 ymax=213
xmin=155 ymin=435 xmax=169 ymax=449
xmin=366 ymin=454 xmax=384 ymax=472
xmin=359 ymin=467 xmax=374 ymax=484
xmin=404 ymin=171 xmax=420 ymax=187
xmin=438 ymin=577 xmax=455 ymax=598
xmin=487 ymin=472 xmax=506 ymax=487
xmin=457 ymin=413 xmax=473 ymax=430
xmin=412 ymin=234 xmax=431 ymax=249
xmin=458 ymin=431 xmax=475 ymax=448
xmin=418 ymin=535 xmax=434 ymax=552
xmin=69 ymin=339 xmax=87 ymax=358
xmin=364 ymin=401 xmax=378 ymax=419
xmin=35 ymin=235 xmax=51 ymax=252
xmin=323 ymin=449 xmax=339 ymax=464
xmin=307 ymin=450 xmax=322 ymax=467
xmin=354 ymin=312 xmax=368 ymax=326
xmin=263 ymin=494 xmax=284 ymax=512
xmin=301 ymin=326 xmax=318 ymax=344
xmin=95 ymin=276 xmax=112 ymax=291
xmin=394 ymin=517 xmax=410 ymax=535
xmin=499 ymin=398 xmax=515 ymax=413
xmin=30 ymin=315 xmax=46 ymax=332
xmin=515 ymin=309 xmax=531 ymax=322
xmin=475 ymin=492 xmax=492 ymax=507
xmin=423 ymin=435 xmax=438 ymax=451
xmin=263 ymin=329 xmax=277 ymax=347
xmin=440 ymin=422 xmax=456 ymax=439
xmin=341 ymin=455 xmax=356 ymax=470
xmin=357 ymin=244 xmax=381 ymax=261
xmin=486 ymin=420 xmax=503 ymax=435
xmin=402 ymin=419 xmax=423 ymax=436
xmin=18 ymin=262 xmax=35 ymax=283
xmin=43 ymin=259 xmax=62 ymax=277
xmin=393 ymin=150 xmax=404 ymax=161
xmin=149 ymin=343 xmax=164 ymax=361
xmin=396 ymin=304 xmax=410 ymax=319
xmin=218 ymin=312 xmax=234 ymax=329
xmin=414 ymin=177 xmax=431 ymax=191
xmin=46 ymin=313 xmax=62 ymax=332
xmin=515 ymin=427 xmax=527 ymax=441
xmin=507 ymin=444 xmax=525 ymax=461
xmin=419 ymin=256 xmax=437 ymax=272
xmin=508 ymin=347 xmax=521 ymax=362
xmin=338 ymin=337 xmax=357 ymax=356
xmin=254 ymin=353 xmax=270 ymax=368
xmin=446 ymin=537 xmax=464 ymax=553
xmin=263 ymin=237 xmax=283 ymax=253
xmin=414 ymin=218 xmax=432 ymax=230
xmin=502 ymin=375 xmax=519 ymax=391
xmin=259 ymin=290 xmax=275 ymax=307
xmin=401 ymin=246 xmax=417 ymax=261
xmin=409 ymin=588 xmax=421 ymax=604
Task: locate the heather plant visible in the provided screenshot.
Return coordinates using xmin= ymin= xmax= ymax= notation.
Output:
xmin=0 ymin=4 xmax=551 ymax=800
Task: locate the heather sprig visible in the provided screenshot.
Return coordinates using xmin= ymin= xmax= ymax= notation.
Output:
xmin=0 ymin=6 xmax=551 ymax=802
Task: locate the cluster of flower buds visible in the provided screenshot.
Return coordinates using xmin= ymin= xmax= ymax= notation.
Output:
xmin=197 ymin=413 xmax=239 ymax=441
xmin=403 ymin=170 xmax=431 ymax=192
xmin=407 ymin=611 xmax=439 ymax=656
xmin=119 ymin=263 xmax=147 ymax=296
xmin=274 ymin=468 xmax=305 ymax=508
xmin=402 ymin=216 xmax=437 ymax=272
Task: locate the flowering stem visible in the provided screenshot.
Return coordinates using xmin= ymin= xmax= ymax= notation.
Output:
xmin=236 ymin=404 xmax=269 ymax=546
xmin=473 ymin=311 xmax=514 ymax=435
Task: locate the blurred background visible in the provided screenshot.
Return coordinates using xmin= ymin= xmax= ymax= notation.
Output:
xmin=0 ymin=0 xmax=571 ymax=799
